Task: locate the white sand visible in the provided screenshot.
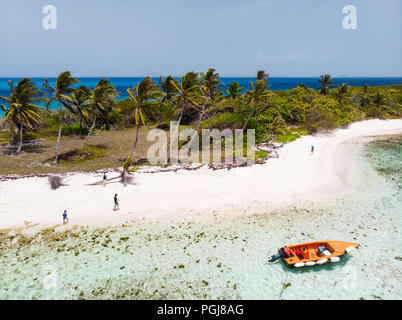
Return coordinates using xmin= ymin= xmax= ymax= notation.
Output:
xmin=1 ymin=119 xmax=402 ymax=230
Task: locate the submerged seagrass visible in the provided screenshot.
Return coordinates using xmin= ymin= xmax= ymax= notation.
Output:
xmin=0 ymin=135 xmax=401 ymax=299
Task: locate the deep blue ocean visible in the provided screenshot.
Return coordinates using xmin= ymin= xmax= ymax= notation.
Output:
xmin=1 ymin=77 xmax=401 ymax=115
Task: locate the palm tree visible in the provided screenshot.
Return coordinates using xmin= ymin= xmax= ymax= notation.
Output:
xmin=100 ymin=155 xmax=135 ymax=187
xmin=256 ymin=70 xmax=269 ymax=81
xmin=226 ymin=81 xmax=243 ymax=99
xmin=373 ymin=91 xmax=385 ymax=107
xmin=0 ymin=82 xmax=18 ymax=145
xmin=170 ymin=71 xmax=201 ymax=127
xmin=181 ymin=69 xmax=221 ymax=151
xmin=335 ymin=83 xmax=348 ymax=104
xmin=268 ymin=115 xmax=286 ymax=136
xmin=168 ymin=72 xmax=203 ymax=155
xmin=159 ymin=76 xmax=178 ymax=103
xmin=121 ymin=155 xmax=134 ymax=186
xmin=242 ymin=78 xmax=271 ymax=130
xmin=82 ymin=79 xmax=118 ymax=147
xmin=200 ymin=68 xmax=221 ymax=100
xmin=297 ymin=83 xmax=309 ymax=90
xmin=159 ymin=75 xmax=178 ymax=120
xmin=70 ymin=85 xmax=92 ymax=138
xmin=126 ymin=77 xmax=162 ymax=160
xmin=1 ymin=80 xmax=25 ymax=146
xmin=363 ymin=84 xmax=369 ymax=93
xmin=0 ymin=78 xmax=44 ymax=153
xmin=43 ymin=71 xmax=79 ymax=164
xmin=316 ymin=74 xmax=335 ymax=95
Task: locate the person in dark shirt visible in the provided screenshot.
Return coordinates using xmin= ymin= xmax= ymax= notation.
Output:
xmin=103 ymin=172 xmax=107 ymax=186
xmin=62 ymin=210 xmax=69 ymax=224
xmin=114 ymin=194 xmax=119 ymax=211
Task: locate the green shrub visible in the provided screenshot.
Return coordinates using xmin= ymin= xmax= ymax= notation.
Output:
xmin=365 ymin=106 xmax=388 ymax=119
xmin=61 ymin=122 xmax=89 ymax=136
xmin=304 ymin=104 xmax=340 ymax=133
xmin=290 ymin=126 xmax=309 ymax=136
xmin=200 ymin=113 xmax=250 ymax=130
xmin=58 ymin=146 xmax=106 ymax=164
xmin=275 ymin=131 xmax=301 ymax=143
xmin=255 ymin=150 xmax=268 ymax=160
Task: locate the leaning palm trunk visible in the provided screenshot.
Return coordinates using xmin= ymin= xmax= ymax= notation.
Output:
xmin=17 ymin=124 xmax=23 ymax=153
xmin=83 ymin=115 xmax=97 ymax=148
xmin=254 ymin=104 xmax=264 ymax=126
xmin=10 ymin=130 xmax=15 ymax=146
xmin=130 ymin=125 xmax=140 ymax=159
xmin=79 ymin=117 xmax=83 ymax=138
xmin=54 ymin=101 xmax=63 ymax=164
xmin=175 ymin=107 xmax=184 ymax=131
xmin=186 ymin=103 xmax=206 ymax=151
xmin=169 ymin=105 xmax=184 ymax=158
xmin=242 ymin=105 xmax=256 ymax=131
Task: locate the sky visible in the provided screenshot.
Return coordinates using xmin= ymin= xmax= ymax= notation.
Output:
xmin=0 ymin=0 xmax=401 ymax=77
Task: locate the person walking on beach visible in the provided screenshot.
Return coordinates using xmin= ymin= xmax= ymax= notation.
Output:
xmin=311 ymin=145 xmax=315 ymax=154
xmin=114 ymin=194 xmax=119 ymax=211
xmin=62 ymin=210 xmax=69 ymax=224
xmin=103 ymin=172 xmax=107 ymax=186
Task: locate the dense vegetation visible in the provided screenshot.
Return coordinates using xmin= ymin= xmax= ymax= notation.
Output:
xmin=1 ymin=70 xmax=401 ymax=169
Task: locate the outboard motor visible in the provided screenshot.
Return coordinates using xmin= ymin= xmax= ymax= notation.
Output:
xmin=268 ymin=252 xmax=282 ymax=262
xmin=269 ymin=246 xmax=290 ymax=263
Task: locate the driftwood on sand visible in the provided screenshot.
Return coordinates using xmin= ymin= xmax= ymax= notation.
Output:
xmin=84 ymin=172 xmax=135 ymax=186
xmin=130 ymin=143 xmax=285 ymax=174
xmin=105 ymin=173 xmax=135 ymax=186
xmin=137 ymin=162 xmax=250 ymax=173
xmin=256 ymin=141 xmax=283 ymax=159
xmin=0 ymin=173 xmax=51 ymax=181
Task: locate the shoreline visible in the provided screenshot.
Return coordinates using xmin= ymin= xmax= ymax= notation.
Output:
xmin=1 ymin=119 xmax=401 ymax=232
xmin=0 ymin=119 xmax=401 ymax=300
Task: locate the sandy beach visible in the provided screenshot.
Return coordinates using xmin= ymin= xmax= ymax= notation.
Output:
xmin=2 ymin=0 xmax=401 ymax=303
xmin=1 ymin=118 xmax=401 ymax=300
xmin=1 ymin=119 xmax=402 ymax=231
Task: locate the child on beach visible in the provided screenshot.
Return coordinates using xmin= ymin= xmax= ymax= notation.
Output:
xmin=311 ymin=145 xmax=314 ymax=154
xmin=62 ymin=210 xmax=69 ymax=224
xmin=114 ymin=194 xmax=119 ymax=211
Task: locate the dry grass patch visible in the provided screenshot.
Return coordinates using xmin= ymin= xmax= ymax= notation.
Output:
xmin=0 ymin=126 xmax=162 ymax=175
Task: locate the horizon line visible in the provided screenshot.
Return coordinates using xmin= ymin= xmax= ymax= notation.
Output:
xmin=1 ymin=75 xmax=402 ymax=79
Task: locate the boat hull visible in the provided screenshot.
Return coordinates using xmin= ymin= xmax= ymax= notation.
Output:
xmin=277 ymin=240 xmax=359 ymax=268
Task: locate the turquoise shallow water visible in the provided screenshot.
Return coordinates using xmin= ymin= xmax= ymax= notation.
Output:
xmin=0 ymin=135 xmax=401 ymax=299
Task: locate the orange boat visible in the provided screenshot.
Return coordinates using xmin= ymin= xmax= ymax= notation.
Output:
xmin=268 ymin=240 xmax=359 ymax=268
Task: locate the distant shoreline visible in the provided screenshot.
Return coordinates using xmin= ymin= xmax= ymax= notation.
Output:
xmin=1 ymin=76 xmax=401 ymax=94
